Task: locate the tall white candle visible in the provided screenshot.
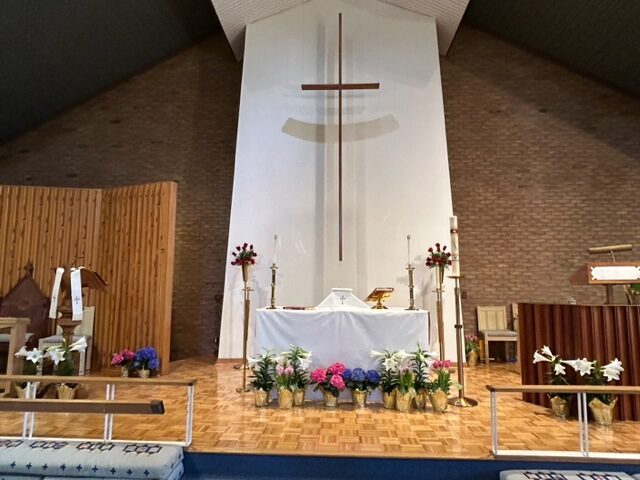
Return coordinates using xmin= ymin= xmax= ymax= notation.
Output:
xmin=273 ymin=234 xmax=278 ymax=265
xmin=407 ymin=234 xmax=411 ymax=266
xmin=450 ymin=216 xmax=460 ymax=276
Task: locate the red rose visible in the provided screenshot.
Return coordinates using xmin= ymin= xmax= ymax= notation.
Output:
xmin=442 ymin=245 xmax=447 ymax=251
xmin=236 ymin=246 xmax=241 ymax=251
xmin=428 ymin=247 xmax=433 ymax=253
xmin=250 ymin=244 xmax=254 ymax=249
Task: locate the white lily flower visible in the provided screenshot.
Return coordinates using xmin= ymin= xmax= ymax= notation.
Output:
xmin=602 ymin=358 xmax=624 ymax=382
xmin=47 ymin=347 xmax=65 ymax=365
xmin=370 ymin=349 xmax=386 ymax=359
xmin=299 ymin=357 xmax=312 ymax=371
xmin=553 ymin=363 xmax=566 ymax=376
xmin=15 ymin=346 xmax=29 ymax=358
xmin=426 ymin=350 xmax=439 ymax=360
xmin=25 ymin=348 xmax=44 ymax=364
xmin=69 ymin=336 xmax=87 ymax=352
xmin=541 ymin=345 xmax=554 ymax=357
xmin=394 ymin=349 xmax=412 ymax=360
xmin=247 ymin=357 xmax=259 ymax=368
xmin=383 ymin=357 xmax=398 ymax=371
xmin=533 ymin=351 xmax=550 ymax=364
xmin=562 ymin=358 xmax=593 ymax=377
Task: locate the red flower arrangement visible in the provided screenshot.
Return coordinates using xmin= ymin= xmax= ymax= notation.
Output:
xmin=425 ymin=243 xmax=451 ymax=268
xmin=231 ymin=242 xmax=257 ymax=266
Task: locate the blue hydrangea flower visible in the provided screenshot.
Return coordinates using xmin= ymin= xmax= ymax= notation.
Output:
xmin=342 ymin=369 xmax=352 ymax=381
xmin=136 ymin=347 xmax=157 ymax=362
xmin=351 ymin=368 xmax=365 ymax=383
xmin=148 ymin=358 xmax=160 ymax=371
xmin=365 ymin=369 xmax=381 ymax=385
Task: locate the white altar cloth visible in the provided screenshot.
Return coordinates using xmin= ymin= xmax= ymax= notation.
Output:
xmin=254 ymin=307 xmax=430 ymax=402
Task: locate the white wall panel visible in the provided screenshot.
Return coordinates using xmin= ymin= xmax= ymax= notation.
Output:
xmin=220 ymin=0 xmax=458 ymax=361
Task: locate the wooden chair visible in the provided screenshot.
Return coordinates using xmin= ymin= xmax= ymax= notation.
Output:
xmin=477 ymin=305 xmax=517 ymax=365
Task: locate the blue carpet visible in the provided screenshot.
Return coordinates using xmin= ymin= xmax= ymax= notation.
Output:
xmin=184 ymin=453 xmax=640 ymax=480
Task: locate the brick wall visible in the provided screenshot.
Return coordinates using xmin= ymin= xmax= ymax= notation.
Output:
xmin=1 ymin=26 xmax=638 ymax=358
xmin=0 ymin=34 xmax=242 ymax=359
xmin=442 ymin=27 xmax=640 ymax=334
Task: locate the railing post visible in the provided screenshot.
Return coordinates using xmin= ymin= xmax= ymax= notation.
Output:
xmin=107 ymin=384 xmax=116 ymax=441
xmin=581 ymin=393 xmax=589 ymax=457
xmin=28 ymin=382 xmax=37 ymax=438
xmin=185 ymin=384 xmax=195 ymax=446
xmin=103 ymin=384 xmax=111 ymax=441
xmin=490 ymin=389 xmax=498 ymax=454
xmin=21 ymin=381 xmax=31 ymax=439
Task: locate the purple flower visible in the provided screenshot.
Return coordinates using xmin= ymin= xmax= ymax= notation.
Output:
xmin=365 ymin=369 xmax=380 ymax=385
xmin=351 ymin=368 xmax=365 ymax=383
xmin=148 ymin=358 xmax=160 ymax=371
xmin=342 ymin=369 xmax=352 ymax=381
xmin=135 ymin=346 xmax=157 ymax=362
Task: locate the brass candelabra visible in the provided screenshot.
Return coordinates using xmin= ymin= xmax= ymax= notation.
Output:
xmin=406 ymin=265 xmax=418 ymax=310
xmin=448 ymin=274 xmax=477 ymax=407
xmin=267 ymin=263 xmax=277 ymax=309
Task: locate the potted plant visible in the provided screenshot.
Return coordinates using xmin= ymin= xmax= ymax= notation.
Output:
xmin=394 ymin=350 xmax=416 ymax=412
xmin=411 ymin=344 xmax=435 ymax=409
xmin=110 ymin=349 xmax=136 ymax=377
xmin=286 ymin=345 xmax=312 ymax=406
xmin=310 ymin=362 xmax=346 ymax=408
xmin=342 ymin=368 xmax=380 ymax=408
xmin=13 ymin=346 xmax=45 ymax=398
xmin=563 ymin=356 xmax=624 ymax=426
xmin=46 ymin=337 xmax=88 ymax=399
xmin=231 ymin=242 xmax=257 ymax=283
xmin=464 ymin=335 xmax=480 ymax=367
xmin=427 ymin=359 xmax=454 ymax=413
xmin=371 ymin=350 xmax=398 ymax=409
xmin=133 ymin=346 xmax=160 ymax=378
xmin=274 ymin=357 xmax=296 ymax=409
xmin=249 ymin=351 xmax=275 ymax=407
xmin=533 ymin=345 xmax=573 ymax=419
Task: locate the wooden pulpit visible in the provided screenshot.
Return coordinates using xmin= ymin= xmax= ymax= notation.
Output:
xmin=571 ymin=262 xmax=640 ymax=304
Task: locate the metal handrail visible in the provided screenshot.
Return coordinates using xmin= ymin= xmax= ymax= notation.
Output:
xmin=1 ymin=376 xmax=195 ymax=446
xmin=486 ymin=384 xmax=640 ymax=463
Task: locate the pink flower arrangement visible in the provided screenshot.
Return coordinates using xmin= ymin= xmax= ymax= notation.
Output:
xmin=432 ymin=360 xmax=453 ymax=370
xmin=111 ymin=348 xmax=136 ymax=367
xmin=310 ymin=362 xmax=347 ymax=399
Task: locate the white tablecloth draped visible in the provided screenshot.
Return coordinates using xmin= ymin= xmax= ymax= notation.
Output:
xmin=254 ymin=307 xmax=430 ymax=402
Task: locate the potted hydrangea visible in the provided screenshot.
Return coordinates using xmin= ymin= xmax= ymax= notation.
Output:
xmin=342 ymin=368 xmax=380 ymax=408
xmin=111 ymin=348 xmax=136 ymax=377
xmin=133 ymin=346 xmax=160 ymax=378
xmin=310 ymin=362 xmax=347 ymax=408
xmin=464 ymin=335 xmax=480 ymax=367
xmin=249 ymin=350 xmax=276 ymax=407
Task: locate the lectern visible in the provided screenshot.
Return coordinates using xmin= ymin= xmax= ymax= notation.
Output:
xmin=571 ymin=262 xmax=640 ymax=304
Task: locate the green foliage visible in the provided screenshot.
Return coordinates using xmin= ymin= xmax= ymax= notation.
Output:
xmin=427 ymin=368 xmax=452 ymax=395
xmin=287 ymin=345 xmax=311 ymax=389
xmin=412 ymin=344 xmax=430 ymax=391
xmin=396 ymin=368 xmax=414 ymax=395
xmin=587 ymin=360 xmax=613 ymax=405
xmin=250 ymin=351 xmax=276 ymax=392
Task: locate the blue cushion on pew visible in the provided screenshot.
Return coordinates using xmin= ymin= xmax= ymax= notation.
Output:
xmin=500 ymin=471 xmax=635 ymax=480
xmin=0 ymin=440 xmax=182 ymax=480
xmin=1 ymin=476 xmax=43 ymax=480
xmin=41 ymin=463 xmax=183 ymax=480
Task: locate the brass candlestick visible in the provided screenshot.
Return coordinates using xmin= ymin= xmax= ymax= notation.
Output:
xmin=435 ymin=266 xmax=445 ymax=360
xmin=236 ymin=264 xmax=252 ymax=392
xmin=267 ymin=263 xmax=277 ymax=309
xmin=448 ymin=274 xmax=477 ymax=408
xmin=406 ymin=265 xmax=418 ymax=310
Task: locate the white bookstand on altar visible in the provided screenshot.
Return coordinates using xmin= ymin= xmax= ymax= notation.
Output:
xmin=316 ymin=288 xmax=368 ymax=310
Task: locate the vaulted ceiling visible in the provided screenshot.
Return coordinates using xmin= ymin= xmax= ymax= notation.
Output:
xmin=210 ymin=0 xmax=470 ymax=59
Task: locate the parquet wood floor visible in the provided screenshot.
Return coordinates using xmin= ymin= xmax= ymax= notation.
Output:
xmin=0 ymin=359 xmax=638 ymax=459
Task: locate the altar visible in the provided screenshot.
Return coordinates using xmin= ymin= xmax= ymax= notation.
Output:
xmin=255 ymin=306 xmax=430 ymax=388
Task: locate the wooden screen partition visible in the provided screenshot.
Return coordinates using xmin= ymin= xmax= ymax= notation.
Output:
xmin=0 ymin=186 xmax=102 ymax=333
xmin=94 ymin=182 xmax=177 ymax=374
xmin=519 ymin=303 xmax=640 ymax=420
xmin=0 ymin=182 xmax=177 ymax=374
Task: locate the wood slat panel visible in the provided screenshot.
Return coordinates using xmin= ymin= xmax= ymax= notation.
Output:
xmin=0 ymin=182 xmax=177 ymax=377
xmin=94 ymin=182 xmax=177 ymax=374
xmin=0 ymin=186 xmax=101 ymax=321
xmin=519 ymin=303 xmax=640 ymax=420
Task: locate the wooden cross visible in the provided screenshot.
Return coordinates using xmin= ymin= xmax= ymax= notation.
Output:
xmin=301 ymin=13 xmax=380 ymax=262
